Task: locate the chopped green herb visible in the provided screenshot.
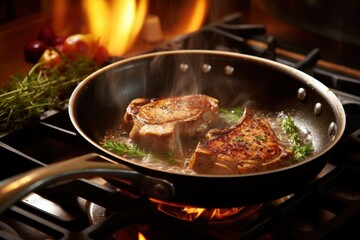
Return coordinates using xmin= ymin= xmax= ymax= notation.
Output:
xmin=281 ymin=116 xmax=299 ymax=135
xmin=165 ymin=151 xmax=175 ymax=163
xmin=102 ymin=141 xmax=146 ymax=157
xmin=293 ymin=143 xmax=314 ymax=161
xmin=281 ymin=116 xmax=314 ymax=161
xmin=289 ymin=132 xmax=301 ymax=145
xmin=220 ymin=106 xmax=244 ymax=125
xmin=255 ymin=135 xmax=266 ymax=141
xmin=235 ymin=136 xmax=243 ymax=142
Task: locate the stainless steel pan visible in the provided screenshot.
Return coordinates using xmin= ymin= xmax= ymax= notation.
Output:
xmin=0 ymin=50 xmax=346 ymax=211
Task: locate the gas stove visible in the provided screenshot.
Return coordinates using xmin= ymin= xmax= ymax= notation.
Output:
xmin=0 ymin=13 xmax=359 ymax=240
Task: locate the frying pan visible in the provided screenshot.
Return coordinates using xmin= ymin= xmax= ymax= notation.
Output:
xmin=0 ymin=50 xmax=345 ymax=212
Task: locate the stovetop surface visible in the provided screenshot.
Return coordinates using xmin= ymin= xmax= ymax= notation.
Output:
xmin=0 ymin=13 xmax=359 ymax=240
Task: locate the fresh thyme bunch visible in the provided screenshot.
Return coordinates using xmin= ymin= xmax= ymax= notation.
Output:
xmin=0 ymin=57 xmax=99 ymax=131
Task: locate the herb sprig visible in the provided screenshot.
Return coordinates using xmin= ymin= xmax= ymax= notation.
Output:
xmin=293 ymin=143 xmax=314 ymax=161
xmin=281 ymin=116 xmax=314 ymax=161
xmin=103 ymin=140 xmax=184 ymax=164
xmin=0 ymin=57 xmax=99 ymax=131
xmin=102 ymin=140 xmax=147 ymax=157
xmin=220 ymin=106 xmax=244 ymax=125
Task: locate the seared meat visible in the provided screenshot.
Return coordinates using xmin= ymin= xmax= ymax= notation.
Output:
xmin=190 ymin=108 xmax=292 ymax=174
xmin=123 ymin=94 xmax=219 ymax=158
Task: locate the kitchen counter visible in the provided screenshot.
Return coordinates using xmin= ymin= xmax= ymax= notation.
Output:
xmin=0 ymin=10 xmax=167 ymax=88
xmin=0 ymin=14 xmax=41 ymax=87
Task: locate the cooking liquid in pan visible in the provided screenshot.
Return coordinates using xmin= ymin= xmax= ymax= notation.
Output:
xmin=101 ymin=106 xmax=313 ymax=175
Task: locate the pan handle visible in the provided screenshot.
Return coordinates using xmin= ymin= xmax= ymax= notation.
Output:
xmin=0 ymin=153 xmax=175 ymax=214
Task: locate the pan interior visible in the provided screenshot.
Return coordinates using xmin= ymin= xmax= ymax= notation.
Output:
xmin=70 ymin=51 xmax=344 ymax=176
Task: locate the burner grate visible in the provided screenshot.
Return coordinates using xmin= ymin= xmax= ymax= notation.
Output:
xmin=0 ymin=12 xmax=359 ymax=240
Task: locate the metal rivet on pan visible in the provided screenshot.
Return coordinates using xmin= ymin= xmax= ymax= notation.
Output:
xmin=328 ymin=122 xmax=337 ymax=138
xmin=224 ymin=65 xmax=234 ymax=75
xmin=202 ymin=63 xmax=212 ymax=73
xmin=297 ymin=88 xmax=306 ymax=100
xmin=314 ymin=103 xmax=322 ymax=116
xmin=179 ymin=63 xmax=189 ymax=72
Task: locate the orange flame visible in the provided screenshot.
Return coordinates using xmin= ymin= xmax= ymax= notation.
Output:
xmin=138 ymin=232 xmax=146 ymax=240
xmin=82 ymin=0 xmax=148 ymax=56
xmin=183 ymin=0 xmax=209 ymax=33
xmin=50 ymin=0 xmax=208 ymax=56
xmin=156 ymin=201 xmax=263 ymax=223
xmin=183 ymin=207 xmax=248 ymax=221
xmin=183 ymin=207 xmax=207 ymax=220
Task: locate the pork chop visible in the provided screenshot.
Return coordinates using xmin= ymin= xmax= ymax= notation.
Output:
xmin=123 ymin=94 xmax=219 ymax=158
xmin=190 ymin=108 xmax=293 ymax=174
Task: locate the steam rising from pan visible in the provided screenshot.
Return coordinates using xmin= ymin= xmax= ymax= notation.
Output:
xmin=146 ymin=51 xmax=252 ymax=106
xmin=92 ymin=50 xmax=259 ymax=124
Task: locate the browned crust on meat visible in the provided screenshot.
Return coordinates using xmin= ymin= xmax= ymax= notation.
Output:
xmin=123 ymin=94 xmax=219 ymax=158
xmin=190 ymin=108 xmax=293 ymax=174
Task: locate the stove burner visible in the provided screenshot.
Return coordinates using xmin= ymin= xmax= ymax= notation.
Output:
xmin=87 ymin=198 xmax=266 ymax=240
xmin=156 ymin=204 xmax=263 ymax=223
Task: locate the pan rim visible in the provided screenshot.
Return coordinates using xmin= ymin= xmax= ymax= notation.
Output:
xmin=68 ymin=49 xmax=346 ymax=178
